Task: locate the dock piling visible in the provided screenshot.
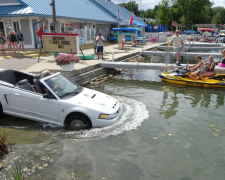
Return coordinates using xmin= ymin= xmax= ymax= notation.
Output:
xmin=112 ymin=52 xmax=114 ymax=62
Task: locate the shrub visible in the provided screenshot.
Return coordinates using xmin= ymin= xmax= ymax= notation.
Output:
xmin=54 ymin=54 xmax=80 ymax=66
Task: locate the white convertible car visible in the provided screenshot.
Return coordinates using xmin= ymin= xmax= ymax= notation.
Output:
xmin=0 ymin=69 xmax=122 ymax=128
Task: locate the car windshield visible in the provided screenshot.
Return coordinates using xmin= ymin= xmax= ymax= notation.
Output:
xmin=44 ymin=74 xmax=80 ymax=98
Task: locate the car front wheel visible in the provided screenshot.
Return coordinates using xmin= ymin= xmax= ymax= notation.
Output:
xmin=67 ymin=115 xmax=91 ymax=130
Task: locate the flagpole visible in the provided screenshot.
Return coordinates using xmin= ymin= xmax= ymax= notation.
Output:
xmin=132 ymin=12 xmax=133 ymax=28
xmin=118 ymin=7 xmax=120 ymax=28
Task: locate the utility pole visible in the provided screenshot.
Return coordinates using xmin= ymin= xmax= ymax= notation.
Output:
xmin=140 ymin=0 xmax=141 ymax=17
xmin=171 ymin=15 xmax=173 ymax=32
xmin=50 ymin=0 xmax=57 ymax=33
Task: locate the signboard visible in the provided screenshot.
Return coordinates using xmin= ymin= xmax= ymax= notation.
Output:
xmin=119 ymin=21 xmax=130 ymax=25
xmin=36 ymin=27 xmax=78 ymax=39
xmin=79 ymin=38 xmax=84 ymax=45
xmin=5 ymin=20 xmax=11 ymax=28
xmin=74 ymin=25 xmax=78 ymax=30
xmin=43 ymin=35 xmax=78 ymax=53
xmin=65 ymin=22 xmax=73 ymax=27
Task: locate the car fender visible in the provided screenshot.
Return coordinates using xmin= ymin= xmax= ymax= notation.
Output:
xmin=59 ymin=106 xmax=98 ymax=124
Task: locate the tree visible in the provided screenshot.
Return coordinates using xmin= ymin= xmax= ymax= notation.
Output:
xmin=211 ymin=6 xmax=225 ymax=24
xmin=117 ymin=3 xmax=127 ymax=8
xmin=118 ymin=1 xmax=139 ymax=16
xmin=139 ymin=10 xmax=145 ymax=17
xmin=156 ymin=0 xmax=171 ymax=26
xmin=153 ymin=5 xmax=159 ymax=17
xmin=211 ymin=12 xmax=222 ymax=24
xmin=144 ymin=9 xmax=155 ymax=18
xmin=172 ymin=0 xmax=212 ymax=29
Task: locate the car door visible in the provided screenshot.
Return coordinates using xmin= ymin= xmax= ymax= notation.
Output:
xmin=9 ymin=88 xmax=60 ymax=124
xmin=0 ymin=82 xmax=13 ymax=114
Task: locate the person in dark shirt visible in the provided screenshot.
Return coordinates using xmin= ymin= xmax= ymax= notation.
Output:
xmin=17 ymin=30 xmax=25 ymax=52
xmin=0 ymin=32 xmax=6 ymax=58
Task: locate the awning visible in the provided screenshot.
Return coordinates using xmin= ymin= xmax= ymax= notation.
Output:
xmin=180 ymin=30 xmax=200 ymax=34
xmin=198 ymin=28 xmax=215 ymax=32
xmin=111 ymin=28 xmax=141 ymax=32
xmin=133 ymin=22 xmax=147 ymax=27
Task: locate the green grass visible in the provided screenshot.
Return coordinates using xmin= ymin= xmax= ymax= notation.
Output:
xmin=145 ymin=56 xmax=152 ymax=62
xmin=11 ymin=162 xmax=24 ymax=180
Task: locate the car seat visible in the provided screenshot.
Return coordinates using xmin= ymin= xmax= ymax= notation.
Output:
xmin=0 ymin=69 xmax=17 ymax=85
xmin=33 ymin=75 xmax=44 ymax=94
xmin=18 ymin=79 xmax=34 ymax=92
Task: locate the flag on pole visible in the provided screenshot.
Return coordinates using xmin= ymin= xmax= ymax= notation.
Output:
xmin=117 ymin=7 xmax=120 ymax=21
xmin=129 ymin=12 xmax=134 ymax=25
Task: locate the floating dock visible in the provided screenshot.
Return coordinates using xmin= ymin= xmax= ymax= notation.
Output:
xmin=139 ymin=51 xmax=223 ymax=58
xmin=184 ymin=42 xmax=222 ymax=47
xmin=156 ymin=46 xmax=224 ymax=51
xmin=101 ymin=62 xmax=225 ymax=73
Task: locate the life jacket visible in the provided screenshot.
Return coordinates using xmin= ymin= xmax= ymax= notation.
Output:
xmin=197 ymin=60 xmax=205 ymax=72
xmin=206 ymin=61 xmax=215 ymax=72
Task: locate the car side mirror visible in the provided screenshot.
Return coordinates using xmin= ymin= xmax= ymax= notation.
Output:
xmin=43 ymin=93 xmax=50 ymax=99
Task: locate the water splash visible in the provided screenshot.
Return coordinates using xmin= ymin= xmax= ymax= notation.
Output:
xmin=42 ymin=96 xmax=149 ymax=141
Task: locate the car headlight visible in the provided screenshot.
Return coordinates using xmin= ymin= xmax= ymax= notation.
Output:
xmin=99 ymin=112 xmax=117 ymax=119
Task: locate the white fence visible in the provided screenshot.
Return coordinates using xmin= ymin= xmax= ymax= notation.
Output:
xmin=145 ymin=33 xmax=167 ymax=42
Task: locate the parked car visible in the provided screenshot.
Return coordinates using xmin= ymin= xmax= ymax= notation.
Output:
xmin=0 ymin=69 xmax=122 ymax=128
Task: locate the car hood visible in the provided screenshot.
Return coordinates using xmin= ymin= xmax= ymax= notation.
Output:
xmin=64 ymin=88 xmax=120 ymax=113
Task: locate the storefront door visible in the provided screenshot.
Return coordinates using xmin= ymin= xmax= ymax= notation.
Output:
xmin=86 ymin=27 xmax=95 ymax=44
xmin=0 ymin=22 xmax=5 ymax=36
xmin=13 ymin=21 xmax=19 ymax=34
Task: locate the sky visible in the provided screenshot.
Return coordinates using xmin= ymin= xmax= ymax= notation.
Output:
xmin=111 ymin=0 xmax=225 ymax=11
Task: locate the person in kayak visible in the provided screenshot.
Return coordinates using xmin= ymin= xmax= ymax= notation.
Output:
xmin=187 ymin=55 xmax=205 ymax=81
xmin=199 ymin=56 xmax=215 ymax=82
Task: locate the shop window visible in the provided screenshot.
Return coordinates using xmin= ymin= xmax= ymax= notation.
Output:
xmin=61 ymin=23 xmax=65 ymax=33
xmin=13 ymin=21 xmax=19 ymax=34
xmin=50 ymin=22 xmax=55 ymax=33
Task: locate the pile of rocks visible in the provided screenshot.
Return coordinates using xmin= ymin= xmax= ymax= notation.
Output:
xmin=90 ymin=68 xmax=123 ymax=85
xmin=137 ymin=55 xmax=146 ymax=62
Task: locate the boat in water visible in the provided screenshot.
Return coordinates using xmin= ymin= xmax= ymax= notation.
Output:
xmin=159 ymin=66 xmax=225 ymax=88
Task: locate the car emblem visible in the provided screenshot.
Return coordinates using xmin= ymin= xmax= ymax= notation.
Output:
xmin=61 ymin=109 xmax=64 ymax=112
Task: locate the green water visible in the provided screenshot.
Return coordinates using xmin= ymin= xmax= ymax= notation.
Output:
xmin=1 ymin=70 xmax=225 ymax=180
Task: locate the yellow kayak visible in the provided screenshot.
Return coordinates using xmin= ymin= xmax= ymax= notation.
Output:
xmin=159 ymin=67 xmax=225 ymax=88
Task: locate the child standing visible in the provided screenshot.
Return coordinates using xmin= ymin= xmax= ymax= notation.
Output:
xmin=0 ymin=32 xmax=6 ymax=57
xmin=17 ymin=30 xmax=25 ymax=52
xmin=7 ymin=35 xmax=12 ymax=53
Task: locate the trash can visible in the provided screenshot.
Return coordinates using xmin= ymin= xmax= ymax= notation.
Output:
xmin=131 ymin=34 xmax=138 ymax=47
xmin=118 ymin=35 xmax=125 ymax=50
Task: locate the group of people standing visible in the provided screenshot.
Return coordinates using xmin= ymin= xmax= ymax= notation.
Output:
xmin=0 ymin=27 xmax=25 ymax=57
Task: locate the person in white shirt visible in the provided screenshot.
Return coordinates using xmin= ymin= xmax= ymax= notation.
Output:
xmin=96 ymin=32 xmax=104 ymax=60
xmin=167 ymin=30 xmax=183 ymax=66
